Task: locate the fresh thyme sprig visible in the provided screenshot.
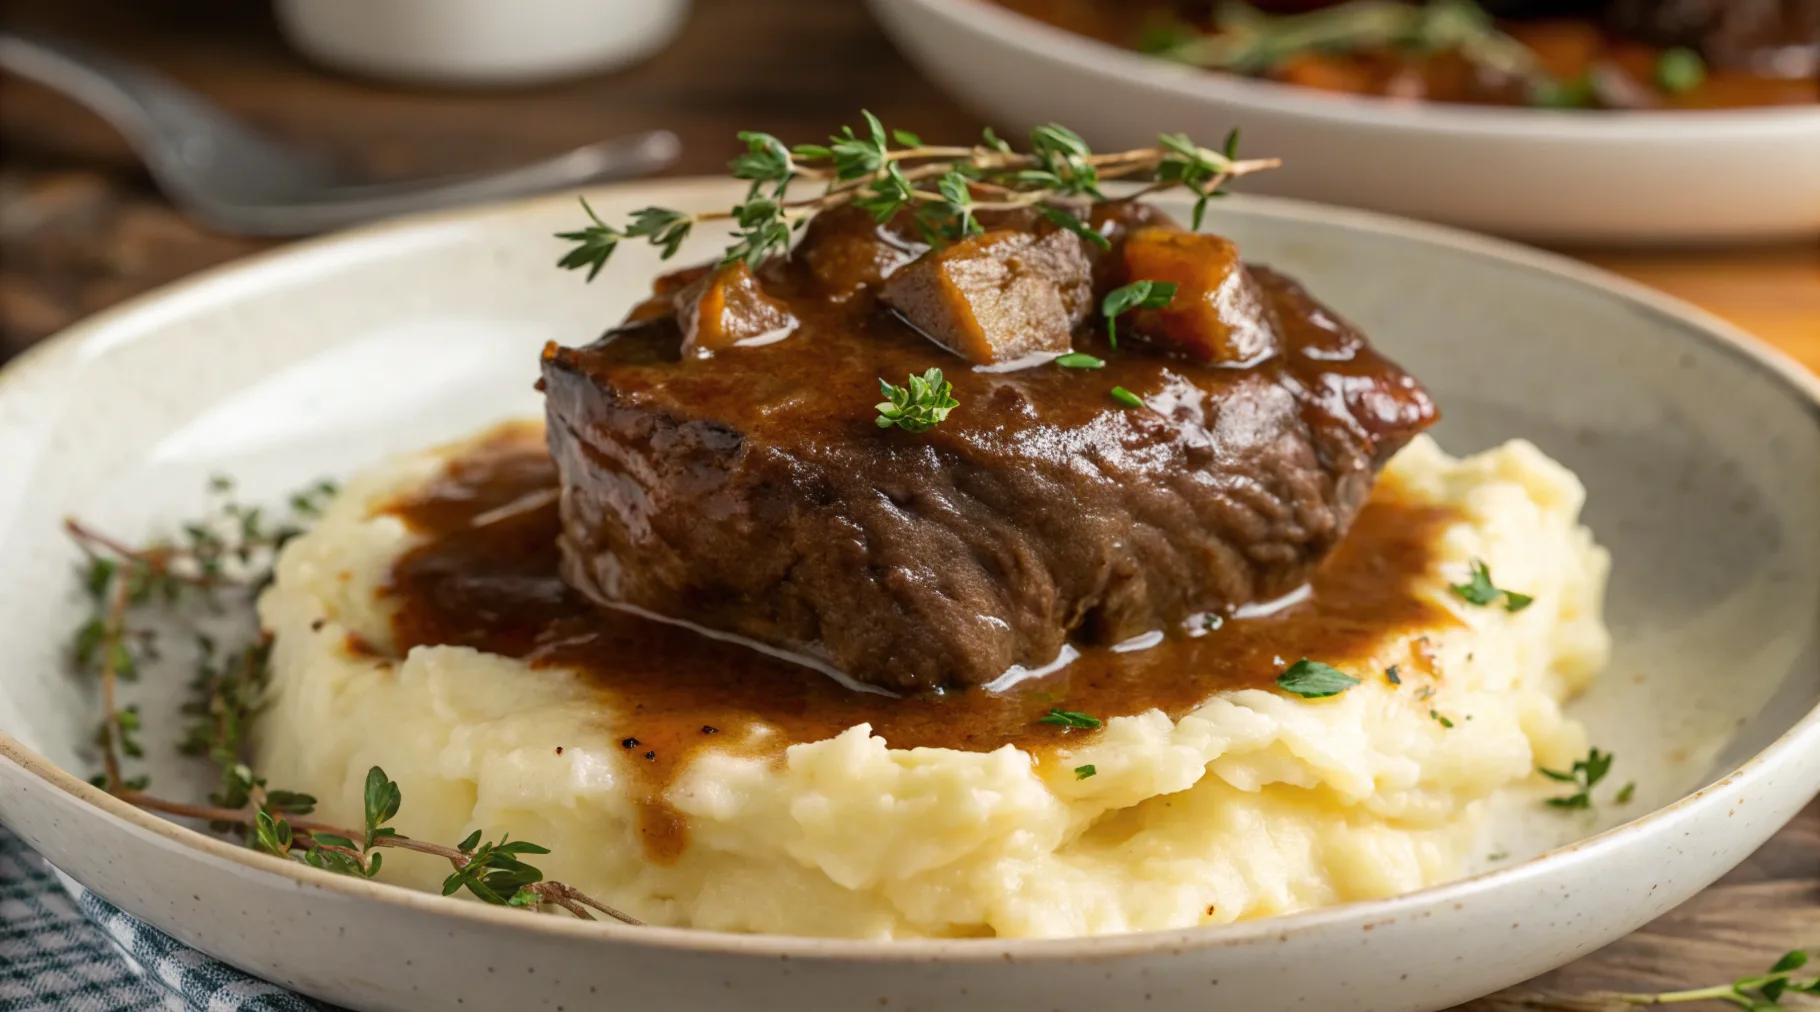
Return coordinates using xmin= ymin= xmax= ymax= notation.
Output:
xmin=1146 ymin=0 xmax=1548 ymax=98
xmin=67 ymin=477 xmax=330 ymax=795
xmin=556 ymin=114 xmax=1280 ymax=274
xmin=65 ymin=480 xmax=639 ymax=925
xmin=876 ymin=368 xmax=959 ymax=432
xmin=1482 ymin=949 xmax=1818 ymax=1010
xmin=131 ymin=765 xmax=633 ymax=921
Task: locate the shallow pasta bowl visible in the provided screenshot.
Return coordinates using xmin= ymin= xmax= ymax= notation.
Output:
xmin=0 ymin=179 xmax=1816 ymax=1012
xmin=869 ymin=0 xmax=1820 ymax=244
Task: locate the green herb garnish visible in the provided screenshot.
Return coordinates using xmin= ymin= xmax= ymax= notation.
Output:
xmin=441 ymin=832 xmax=552 ymax=907
xmin=65 ymin=480 xmax=640 ymax=925
xmin=555 ymin=200 xmax=692 ymax=280
xmin=1109 ymin=386 xmax=1146 ymax=410
xmin=1055 ymin=353 xmax=1106 ymax=369
xmin=362 ymin=765 xmax=401 ymax=851
xmin=1450 ymin=559 xmax=1533 ymax=612
xmin=1529 ymin=72 xmax=1596 ymax=109
xmin=1540 ymin=747 xmax=1614 ymax=810
xmin=1615 ymin=781 xmax=1636 ymax=805
xmin=1385 ymin=664 xmax=1401 ymax=685
xmin=1074 ymin=764 xmax=1098 ymax=780
xmin=1655 ymin=47 xmax=1706 ymax=95
xmin=1039 ymin=708 xmax=1104 ymax=730
xmin=1529 ymin=950 xmax=1819 ymax=1010
xmin=1151 ymin=1 xmax=1543 ymax=93
xmin=876 ymin=368 xmax=959 ymax=432
xmin=557 ymin=116 xmax=1278 ymax=275
xmin=1101 ymin=280 xmax=1179 ymax=348
xmin=1429 ymin=709 xmax=1454 ymax=728
xmin=1274 ymin=658 xmax=1360 ymax=699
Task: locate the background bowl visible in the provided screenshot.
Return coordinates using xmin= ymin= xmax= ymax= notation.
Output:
xmin=870 ymin=0 xmax=1820 ymax=245
xmin=274 ymin=0 xmax=691 ymax=86
xmin=0 ymin=181 xmax=1816 ymax=1012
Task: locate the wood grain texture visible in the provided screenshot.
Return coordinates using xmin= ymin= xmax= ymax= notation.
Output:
xmin=0 ymin=0 xmax=1815 ymax=1004
xmin=1584 ymin=246 xmax=1820 ymax=377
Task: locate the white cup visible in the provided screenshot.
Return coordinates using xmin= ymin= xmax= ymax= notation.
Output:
xmin=274 ymin=0 xmax=691 ymax=87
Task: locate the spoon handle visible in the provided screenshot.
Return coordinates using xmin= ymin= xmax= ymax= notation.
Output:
xmin=0 ymin=29 xmax=301 ymax=178
xmin=215 ymin=131 xmax=685 ymax=235
xmin=0 ymin=28 xmax=681 ymax=235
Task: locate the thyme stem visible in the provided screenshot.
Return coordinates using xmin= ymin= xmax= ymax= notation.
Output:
xmin=69 ymin=487 xmax=642 ymax=929
xmin=115 ymin=790 xmax=643 ymax=925
xmin=557 ymin=116 xmax=1280 ymax=273
xmin=689 ymin=147 xmax=1276 ymax=224
xmin=96 ymin=577 xmax=129 ymax=793
xmin=66 ymin=518 xmax=220 ymax=588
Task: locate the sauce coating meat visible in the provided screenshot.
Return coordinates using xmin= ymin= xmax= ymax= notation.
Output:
xmin=381 ymin=425 xmax=1457 ymax=860
xmin=540 ymin=203 xmax=1437 ymax=691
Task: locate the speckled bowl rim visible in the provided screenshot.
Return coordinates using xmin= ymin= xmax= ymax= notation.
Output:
xmin=1 ymin=178 xmax=1816 ymax=960
xmin=890 ymin=0 xmax=1820 ymax=138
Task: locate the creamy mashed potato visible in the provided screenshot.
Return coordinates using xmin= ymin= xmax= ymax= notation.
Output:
xmin=254 ymin=430 xmax=1609 ymax=938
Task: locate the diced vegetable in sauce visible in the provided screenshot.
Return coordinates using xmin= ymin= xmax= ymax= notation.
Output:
xmin=1117 ymin=229 xmax=1280 ymax=366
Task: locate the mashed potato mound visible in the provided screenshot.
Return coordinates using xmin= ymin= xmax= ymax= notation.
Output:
xmin=254 ymin=431 xmax=1609 ymax=938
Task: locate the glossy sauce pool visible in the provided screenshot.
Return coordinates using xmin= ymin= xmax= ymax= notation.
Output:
xmin=380 ymin=425 xmax=1457 ymax=862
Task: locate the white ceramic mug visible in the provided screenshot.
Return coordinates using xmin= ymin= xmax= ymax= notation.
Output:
xmin=274 ymin=0 xmax=691 ymax=87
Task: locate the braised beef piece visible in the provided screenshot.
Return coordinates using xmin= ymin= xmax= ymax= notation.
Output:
xmin=791 ymin=205 xmax=930 ymax=304
xmin=881 ymin=228 xmax=1093 ymax=367
xmin=541 ymin=204 xmax=1436 ymax=692
xmin=674 ymin=262 xmax=799 ymax=358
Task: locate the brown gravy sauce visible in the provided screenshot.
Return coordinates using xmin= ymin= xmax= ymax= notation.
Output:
xmin=380 ymin=426 xmax=1457 ymax=863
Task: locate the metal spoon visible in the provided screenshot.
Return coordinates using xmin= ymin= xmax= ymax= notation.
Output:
xmin=0 ymin=29 xmax=681 ymax=236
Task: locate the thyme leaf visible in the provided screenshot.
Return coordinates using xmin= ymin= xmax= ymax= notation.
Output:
xmin=1109 ymin=386 xmax=1146 ymax=410
xmin=1275 ymin=658 xmax=1360 ymax=699
xmin=1540 ymin=747 xmax=1614 ymax=810
xmin=1101 ymin=280 xmax=1179 ymax=348
xmin=1451 ymin=558 xmax=1533 ymax=612
xmin=1039 ymin=708 xmax=1103 ymax=730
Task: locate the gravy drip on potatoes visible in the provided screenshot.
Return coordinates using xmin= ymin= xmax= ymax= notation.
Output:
xmin=379 ymin=426 xmax=1455 ymax=863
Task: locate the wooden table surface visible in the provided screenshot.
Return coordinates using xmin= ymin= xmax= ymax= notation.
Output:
xmin=1 ymin=0 xmax=1815 ymax=1004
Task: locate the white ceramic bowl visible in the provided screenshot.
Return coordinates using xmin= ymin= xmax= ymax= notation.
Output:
xmin=1 ymin=181 xmax=1817 ymax=1012
xmin=869 ymin=0 xmax=1820 ymax=245
xmin=275 ymin=0 xmax=691 ymax=87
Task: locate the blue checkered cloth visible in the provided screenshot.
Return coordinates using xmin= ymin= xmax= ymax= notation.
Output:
xmin=0 ymin=826 xmax=329 ymax=1012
